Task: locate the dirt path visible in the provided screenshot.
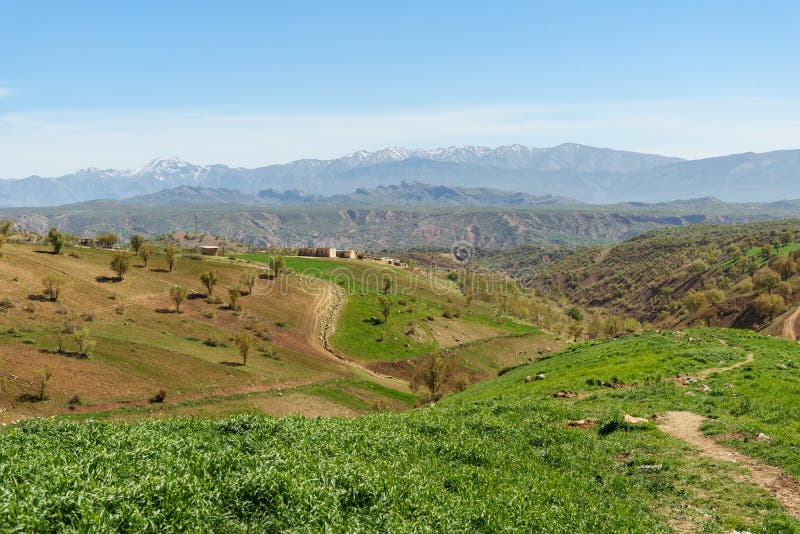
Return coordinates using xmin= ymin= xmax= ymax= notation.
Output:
xmin=660 ymin=411 xmax=800 ymax=520
xmin=694 ymin=352 xmax=754 ymax=380
xmin=783 ymin=305 xmax=800 ymax=341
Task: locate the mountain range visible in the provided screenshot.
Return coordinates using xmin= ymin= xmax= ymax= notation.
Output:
xmin=1 ymin=144 xmax=799 ymax=207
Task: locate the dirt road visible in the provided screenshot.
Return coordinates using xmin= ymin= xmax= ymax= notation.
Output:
xmin=783 ymin=305 xmax=800 ymax=341
xmin=660 ymin=411 xmax=800 ymax=520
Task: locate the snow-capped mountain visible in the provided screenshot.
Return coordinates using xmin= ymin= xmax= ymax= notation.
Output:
xmin=0 ymin=144 xmax=799 ymax=207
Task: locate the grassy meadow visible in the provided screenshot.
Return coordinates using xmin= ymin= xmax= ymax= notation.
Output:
xmin=2 ymin=327 xmax=800 ymax=531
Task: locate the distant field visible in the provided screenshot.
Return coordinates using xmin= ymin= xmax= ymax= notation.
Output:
xmin=0 ymin=245 xmax=541 ymax=423
xmin=238 ymin=254 xmax=532 ymax=361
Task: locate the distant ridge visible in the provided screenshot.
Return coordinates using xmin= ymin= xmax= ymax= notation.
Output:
xmin=1 ymin=144 xmax=799 ymax=206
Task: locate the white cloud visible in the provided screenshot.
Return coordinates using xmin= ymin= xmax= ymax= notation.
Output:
xmin=0 ymin=87 xmax=12 ymax=99
xmin=1 ymin=99 xmax=800 ymax=178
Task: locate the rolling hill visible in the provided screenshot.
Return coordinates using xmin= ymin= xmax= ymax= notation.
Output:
xmin=0 ymin=242 xmax=541 ymax=424
xmin=527 ymin=220 xmax=800 ymax=332
xmin=4 ymin=193 xmax=800 ymax=251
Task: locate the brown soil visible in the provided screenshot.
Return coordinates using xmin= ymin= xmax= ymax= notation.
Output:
xmin=660 ymin=411 xmax=800 ymax=519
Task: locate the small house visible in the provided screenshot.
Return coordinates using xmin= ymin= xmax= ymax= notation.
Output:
xmin=199 ymin=245 xmax=219 ymax=256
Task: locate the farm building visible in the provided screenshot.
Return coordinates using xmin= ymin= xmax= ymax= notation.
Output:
xmin=298 ymin=247 xmax=337 ymax=258
xmin=199 ymin=245 xmax=220 ymax=256
xmin=336 ymin=249 xmax=357 ymax=259
xmin=379 ymin=257 xmax=408 ymax=267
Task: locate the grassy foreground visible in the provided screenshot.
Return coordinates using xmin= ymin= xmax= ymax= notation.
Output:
xmin=3 ymin=404 xmax=669 ymax=532
xmin=2 ymin=328 xmax=800 ymax=532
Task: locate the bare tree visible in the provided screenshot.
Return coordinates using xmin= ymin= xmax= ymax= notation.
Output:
xmin=242 ymin=270 xmax=258 ymax=295
xmin=411 ymin=352 xmax=458 ymax=402
xmin=42 ymin=273 xmax=66 ymax=301
xmin=35 ymin=367 xmax=53 ymax=401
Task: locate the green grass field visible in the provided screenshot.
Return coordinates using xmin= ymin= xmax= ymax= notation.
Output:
xmin=3 ymin=327 xmax=800 ymax=532
xmin=238 ymin=254 xmax=532 ymax=361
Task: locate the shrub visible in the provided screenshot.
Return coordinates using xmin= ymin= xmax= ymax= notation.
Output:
xmin=149 ymin=390 xmax=167 ymax=404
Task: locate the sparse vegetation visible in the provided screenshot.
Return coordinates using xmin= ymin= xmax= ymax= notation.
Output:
xmin=42 ymin=273 xmax=65 ymax=302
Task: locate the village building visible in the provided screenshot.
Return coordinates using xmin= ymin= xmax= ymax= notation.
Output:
xmin=298 ymin=247 xmax=337 ymax=258
xmin=199 ymin=245 xmax=220 ymax=256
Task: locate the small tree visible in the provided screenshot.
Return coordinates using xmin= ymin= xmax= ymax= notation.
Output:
xmin=35 ymin=367 xmax=53 ymax=401
xmin=47 ymin=228 xmax=65 ymax=254
xmin=42 ymin=273 xmax=65 ymax=302
xmin=780 ymin=230 xmax=794 ymax=247
xmin=164 ymin=245 xmax=178 ymax=272
xmin=130 ymin=234 xmax=144 ymax=253
xmin=242 ymin=270 xmax=258 ymax=295
xmin=200 ymin=271 xmax=219 ymax=297
xmin=382 ymin=278 xmax=393 ymax=294
xmin=411 ymin=352 xmax=457 ymax=402
xmin=235 ymin=333 xmax=252 ymax=365
xmin=170 ymin=285 xmax=189 ymax=312
xmin=684 ymin=292 xmax=708 ymax=315
xmin=378 ymin=295 xmax=392 ymax=323
xmin=228 ymin=286 xmax=242 ymax=311
xmin=269 ymin=255 xmax=286 ymax=278
xmin=566 ymin=306 xmax=583 ymax=322
xmin=463 ymin=284 xmax=475 ymax=308
xmin=110 ymin=251 xmax=133 ymax=281
xmin=753 ymin=269 xmax=781 ymax=294
xmin=771 ymin=255 xmax=797 ymax=281
xmin=139 ymin=243 xmax=154 ymax=267
xmin=74 ymin=327 xmax=94 ymax=357
xmin=0 ymin=219 xmax=13 ymax=236
xmin=96 ymin=233 xmax=119 ymax=248
xmin=753 ymin=293 xmax=785 ymax=321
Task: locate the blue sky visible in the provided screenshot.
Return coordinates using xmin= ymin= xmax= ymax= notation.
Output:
xmin=1 ymin=0 xmax=799 ymax=176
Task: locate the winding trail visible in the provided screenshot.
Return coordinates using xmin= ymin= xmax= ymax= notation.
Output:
xmin=660 ymin=411 xmax=800 ymax=520
xmin=694 ymin=352 xmax=754 ymax=380
xmin=783 ymin=304 xmax=800 ymax=341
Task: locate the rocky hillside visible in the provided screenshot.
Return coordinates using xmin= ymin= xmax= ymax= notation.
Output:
xmin=4 ymin=203 xmax=793 ymax=251
xmin=529 ymin=220 xmax=800 ymax=332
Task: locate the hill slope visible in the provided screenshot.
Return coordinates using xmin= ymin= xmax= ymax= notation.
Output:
xmin=0 ymin=244 xmax=540 ymax=423
xmin=5 ymin=198 xmax=799 ymax=250
xmin=528 ymin=220 xmax=800 ymax=331
xmin=2 ymin=328 xmax=799 ymax=531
